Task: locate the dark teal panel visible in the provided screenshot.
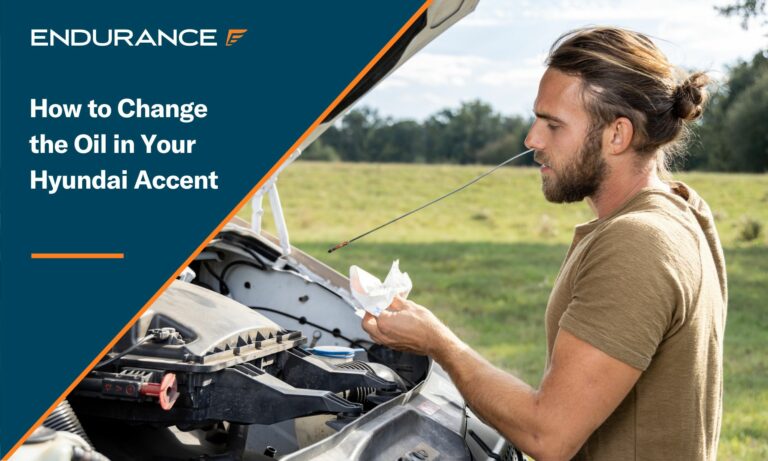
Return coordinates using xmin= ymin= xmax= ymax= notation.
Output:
xmin=0 ymin=1 xmax=423 ymax=454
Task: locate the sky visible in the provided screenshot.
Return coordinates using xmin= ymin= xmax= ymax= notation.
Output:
xmin=358 ymin=0 xmax=767 ymax=120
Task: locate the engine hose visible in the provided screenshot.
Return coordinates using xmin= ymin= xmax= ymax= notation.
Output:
xmin=43 ymin=400 xmax=93 ymax=448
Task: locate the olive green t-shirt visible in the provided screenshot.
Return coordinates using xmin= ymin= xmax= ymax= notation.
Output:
xmin=545 ymin=182 xmax=727 ymax=460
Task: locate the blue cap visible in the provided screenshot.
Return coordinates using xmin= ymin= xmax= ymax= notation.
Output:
xmin=309 ymin=346 xmax=357 ymax=359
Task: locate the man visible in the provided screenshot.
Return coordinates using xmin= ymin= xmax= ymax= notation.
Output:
xmin=362 ymin=27 xmax=727 ymax=461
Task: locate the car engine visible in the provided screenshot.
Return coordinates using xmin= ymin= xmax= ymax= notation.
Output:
xmin=59 ymin=228 xmax=439 ymax=460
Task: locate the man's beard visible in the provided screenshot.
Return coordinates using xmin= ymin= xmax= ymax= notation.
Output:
xmin=538 ymin=130 xmax=607 ymax=203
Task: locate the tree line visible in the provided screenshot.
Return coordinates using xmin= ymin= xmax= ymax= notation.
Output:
xmin=303 ymin=101 xmax=536 ymax=167
xmin=304 ymin=50 xmax=767 ymax=173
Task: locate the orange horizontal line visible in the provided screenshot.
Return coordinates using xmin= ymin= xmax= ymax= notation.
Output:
xmin=31 ymin=253 xmax=124 ymax=259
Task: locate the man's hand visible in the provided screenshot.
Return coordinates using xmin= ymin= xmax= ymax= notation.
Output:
xmin=361 ymin=297 xmax=642 ymax=461
xmin=361 ymin=296 xmax=457 ymax=356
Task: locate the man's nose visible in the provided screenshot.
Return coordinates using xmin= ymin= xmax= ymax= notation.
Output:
xmin=524 ymin=120 xmax=544 ymax=151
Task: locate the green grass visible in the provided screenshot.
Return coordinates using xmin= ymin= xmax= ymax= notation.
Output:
xmin=239 ymin=161 xmax=768 ymax=460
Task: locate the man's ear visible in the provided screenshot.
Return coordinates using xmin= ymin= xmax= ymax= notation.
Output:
xmin=603 ymin=116 xmax=634 ymax=155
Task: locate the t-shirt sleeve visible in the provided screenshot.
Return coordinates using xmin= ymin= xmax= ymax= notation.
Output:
xmin=559 ymin=217 xmax=682 ymax=371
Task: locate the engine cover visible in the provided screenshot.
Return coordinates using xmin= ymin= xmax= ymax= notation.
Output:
xmin=114 ymin=281 xmax=304 ymax=372
xmin=70 ymin=281 xmax=396 ymax=429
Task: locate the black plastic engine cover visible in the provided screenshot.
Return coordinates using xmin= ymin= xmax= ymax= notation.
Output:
xmin=114 ymin=281 xmax=305 ymax=372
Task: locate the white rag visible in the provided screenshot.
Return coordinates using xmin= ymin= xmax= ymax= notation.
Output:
xmin=349 ymin=260 xmax=412 ymax=316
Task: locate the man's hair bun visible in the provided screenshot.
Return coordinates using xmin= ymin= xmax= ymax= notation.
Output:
xmin=672 ymin=72 xmax=710 ymax=121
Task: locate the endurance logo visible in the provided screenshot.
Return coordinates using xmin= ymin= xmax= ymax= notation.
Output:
xmin=225 ymin=29 xmax=247 ymax=46
xmin=30 ymin=28 xmax=248 ymax=47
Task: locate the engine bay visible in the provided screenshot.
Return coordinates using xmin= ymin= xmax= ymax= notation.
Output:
xmin=67 ymin=227 xmax=438 ymax=460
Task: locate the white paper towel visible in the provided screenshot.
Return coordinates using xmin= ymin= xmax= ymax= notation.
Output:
xmin=349 ymin=260 xmax=412 ymax=316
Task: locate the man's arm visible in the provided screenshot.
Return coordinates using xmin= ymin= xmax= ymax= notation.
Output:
xmin=362 ymin=297 xmax=641 ymax=461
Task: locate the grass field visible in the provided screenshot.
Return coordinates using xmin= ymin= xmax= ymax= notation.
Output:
xmin=238 ymin=161 xmax=768 ymax=460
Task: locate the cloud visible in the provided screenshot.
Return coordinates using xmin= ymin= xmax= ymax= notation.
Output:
xmin=359 ymin=0 xmax=766 ymax=119
xmin=379 ymin=51 xmax=546 ymax=90
xmin=477 ymin=66 xmax=545 ymax=87
xmin=382 ymin=53 xmax=491 ymax=88
xmin=458 ymin=16 xmax=509 ymax=28
xmin=520 ymin=0 xmax=713 ymax=22
xmin=460 ymin=0 xmax=716 ymax=24
xmin=362 ymin=50 xmax=546 ymax=119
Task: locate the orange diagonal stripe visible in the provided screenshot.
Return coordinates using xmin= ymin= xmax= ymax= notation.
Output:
xmin=3 ymin=2 xmax=433 ymax=458
xmin=31 ymin=253 xmax=125 ymax=259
